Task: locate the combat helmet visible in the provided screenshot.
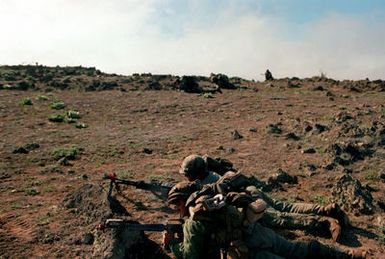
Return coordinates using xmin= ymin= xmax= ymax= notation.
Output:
xmin=179 ymin=155 xmax=207 ymax=179
xmin=167 ymin=181 xmax=201 ymax=205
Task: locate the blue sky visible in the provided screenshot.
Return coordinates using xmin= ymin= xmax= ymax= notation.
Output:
xmin=1 ymin=0 xmax=385 ymax=80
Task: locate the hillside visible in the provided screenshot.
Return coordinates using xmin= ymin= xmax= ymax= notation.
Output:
xmin=0 ymin=65 xmax=384 ymax=258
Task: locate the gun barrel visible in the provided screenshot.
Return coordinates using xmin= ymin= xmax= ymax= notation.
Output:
xmin=104 ymin=219 xmax=182 ymax=233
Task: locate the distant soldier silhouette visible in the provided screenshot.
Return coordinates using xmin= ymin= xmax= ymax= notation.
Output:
xmin=265 ymin=69 xmax=274 ymax=81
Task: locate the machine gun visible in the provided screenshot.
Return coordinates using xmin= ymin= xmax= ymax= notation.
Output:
xmin=98 ymin=218 xmax=183 ymax=233
xmin=103 ymin=172 xmax=173 ymax=199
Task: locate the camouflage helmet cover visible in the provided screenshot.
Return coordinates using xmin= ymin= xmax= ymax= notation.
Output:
xmin=167 ymin=181 xmax=201 ymax=205
xmin=179 ymin=154 xmax=207 ymax=178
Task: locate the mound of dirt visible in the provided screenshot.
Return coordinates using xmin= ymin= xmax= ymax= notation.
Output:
xmin=62 ymin=184 xmax=143 ymax=259
xmin=331 ymin=175 xmax=374 ymax=215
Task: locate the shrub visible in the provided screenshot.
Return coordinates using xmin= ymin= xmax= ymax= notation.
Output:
xmin=52 ymin=146 xmax=77 ymax=160
xmin=49 ymin=101 xmax=66 ymax=110
xmin=20 ymin=98 xmax=33 ymax=105
xmin=48 ymin=114 xmax=65 ymax=122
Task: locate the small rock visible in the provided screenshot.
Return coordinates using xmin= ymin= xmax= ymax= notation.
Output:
xmin=231 ymin=130 xmax=243 ymax=140
xmin=285 ymin=132 xmax=300 ymax=141
xmin=83 ymin=233 xmax=94 ymax=245
xmin=302 ymin=148 xmax=316 ymax=154
xmin=12 ymin=146 xmax=28 ymax=154
xmin=266 ymin=124 xmax=282 ymax=134
xmin=58 ymin=157 xmax=71 ymax=166
xmin=226 ymin=147 xmax=236 ymax=154
xmin=143 ymin=148 xmax=153 ymax=154
xmin=249 ymin=127 xmax=257 ymax=132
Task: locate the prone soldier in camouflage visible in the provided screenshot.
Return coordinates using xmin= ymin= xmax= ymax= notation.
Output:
xmin=164 ymin=181 xmax=365 ymax=259
xmin=179 ymin=154 xmax=221 ymax=184
xmin=179 ymin=154 xmax=349 ymax=242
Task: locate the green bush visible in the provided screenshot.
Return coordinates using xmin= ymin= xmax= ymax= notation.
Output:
xmin=52 ymin=146 xmax=77 ymax=160
xmin=48 ymin=114 xmax=65 ymax=122
xmin=49 ymin=101 xmax=66 ymax=110
xmin=20 ymin=98 xmax=33 ymax=105
xmin=36 ymin=95 xmax=49 ymax=101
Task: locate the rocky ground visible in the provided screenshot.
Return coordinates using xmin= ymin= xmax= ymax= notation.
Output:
xmin=0 ymin=65 xmax=384 ymax=258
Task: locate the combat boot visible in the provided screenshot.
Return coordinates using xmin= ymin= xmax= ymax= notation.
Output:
xmin=347 ymin=248 xmax=367 ymax=259
xmin=322 ymin=203 xmax=350 ymax=227
xmin=321 ymin=217 xmax=342 ymax=242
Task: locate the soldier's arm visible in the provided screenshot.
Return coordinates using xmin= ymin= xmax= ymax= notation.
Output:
xmin=169 ymin=218 xmax=206 ymax=259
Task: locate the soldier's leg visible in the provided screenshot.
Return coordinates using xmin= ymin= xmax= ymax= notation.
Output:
xmin=246 ymin=186 xmax=349 ymax=226
xmin=260 ymin=209 xmax=341 ymax=242
xmin=245 ymin=222 xmax=309 ymax=258
xmin=245 ymin=223 xmax=361 ymax=259
xmin=246 ymin=186 xmax=324 ymax=214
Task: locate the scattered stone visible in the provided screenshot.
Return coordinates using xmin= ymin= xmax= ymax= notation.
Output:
xmin=313 ymin=85 xmax=325 ymax=91
xmin=12 ymin=143 xmax=40 ymax=154
xmin=266 ymin=169 xmax=298 ymax=190
xmin=313 ymin=124 xmax=328 ymax=134
xmin=226 ymin=147 xmax=236 ymax=154
xmin=147 ymin=80 xmax=162 ymax=90
xmin=302 ymin=148 xmax=316 ymax=154
xmin=58 ymin=157 xmax=71 ymax=166
xmin=331 ymin=174 xmax=374 ymax=215
xmin=304 ymin=125 xmax=313 ymax=132
xmin=249 ymin=127 xmax=257 ymax=132
xmin=266 ymin=123 xmax=282 ymax=134
xmin=210 ymin=73 xmax=236 ymax=89
xmin=285 ymin=132 xmax=300 ymax=141
xmin=12 ymin=146 xmax=29 ymax=154
xmin=142 ymin=148 xmax=153 ymax=154
xmin=176 ymin=76 xmax=201 ymax=93
xmin=83 ymin=233 xmax=94 ymax=245
xmin=323 ymin=162 xmax=336 ymax=171
xmin=231 ymin=130 xmax=243 ymax=140
xmin=334 ymin=111 xmax=353 ymax=123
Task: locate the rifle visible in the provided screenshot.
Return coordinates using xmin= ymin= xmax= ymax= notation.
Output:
xmin=104 ymin=172 xmax=173 ymax=199
xmin=98 ymin=218 xmax=183 ymax=233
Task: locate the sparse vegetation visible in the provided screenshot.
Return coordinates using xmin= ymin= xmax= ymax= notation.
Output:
xmin=48 ymin=114 xmax=65 ymax=122
xmin=25 ymin=188 xmax=40 ymax=196
xmin=20 ymin=98 xmax=33 ymax=105
xmin=36 ymin=95 xmax=49 ymax=101
xmin=49 ymin=101 xmax=66 ymax=110
xmin=363 ymin=169 xmax=379 ymax=180
xmin=52 ymin=146 xmax=77 ymax=160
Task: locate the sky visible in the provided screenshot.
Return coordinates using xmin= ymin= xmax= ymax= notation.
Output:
xmin=1 ymin=0 xmax=385 ymax=80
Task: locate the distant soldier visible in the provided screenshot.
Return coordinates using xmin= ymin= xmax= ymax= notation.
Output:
xmin=178 ymin=155 xmax=348 ymax=242
xmin=265 ymin=69 xmax=274 ymax=81
xmin=163 ymin=181 xmax=366 ymax=259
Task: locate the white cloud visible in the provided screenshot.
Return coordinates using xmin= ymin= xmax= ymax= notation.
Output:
xmin=1 ymin=1 xmax=384 ymax=80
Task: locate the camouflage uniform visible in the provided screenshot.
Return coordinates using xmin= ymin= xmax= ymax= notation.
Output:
xmin=248 ymin=186 xmax=335 ymax=231
xmin=180 ymin=156 xmax=343 ymax=236
xmin=166 ymin=182 xmax=361 ymax=259
xmin=169 ymin=209 xmax=350 ymax=259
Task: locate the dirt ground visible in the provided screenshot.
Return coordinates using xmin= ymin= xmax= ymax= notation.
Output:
xmin=0 ymin=66 xmax=384 ymax=258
